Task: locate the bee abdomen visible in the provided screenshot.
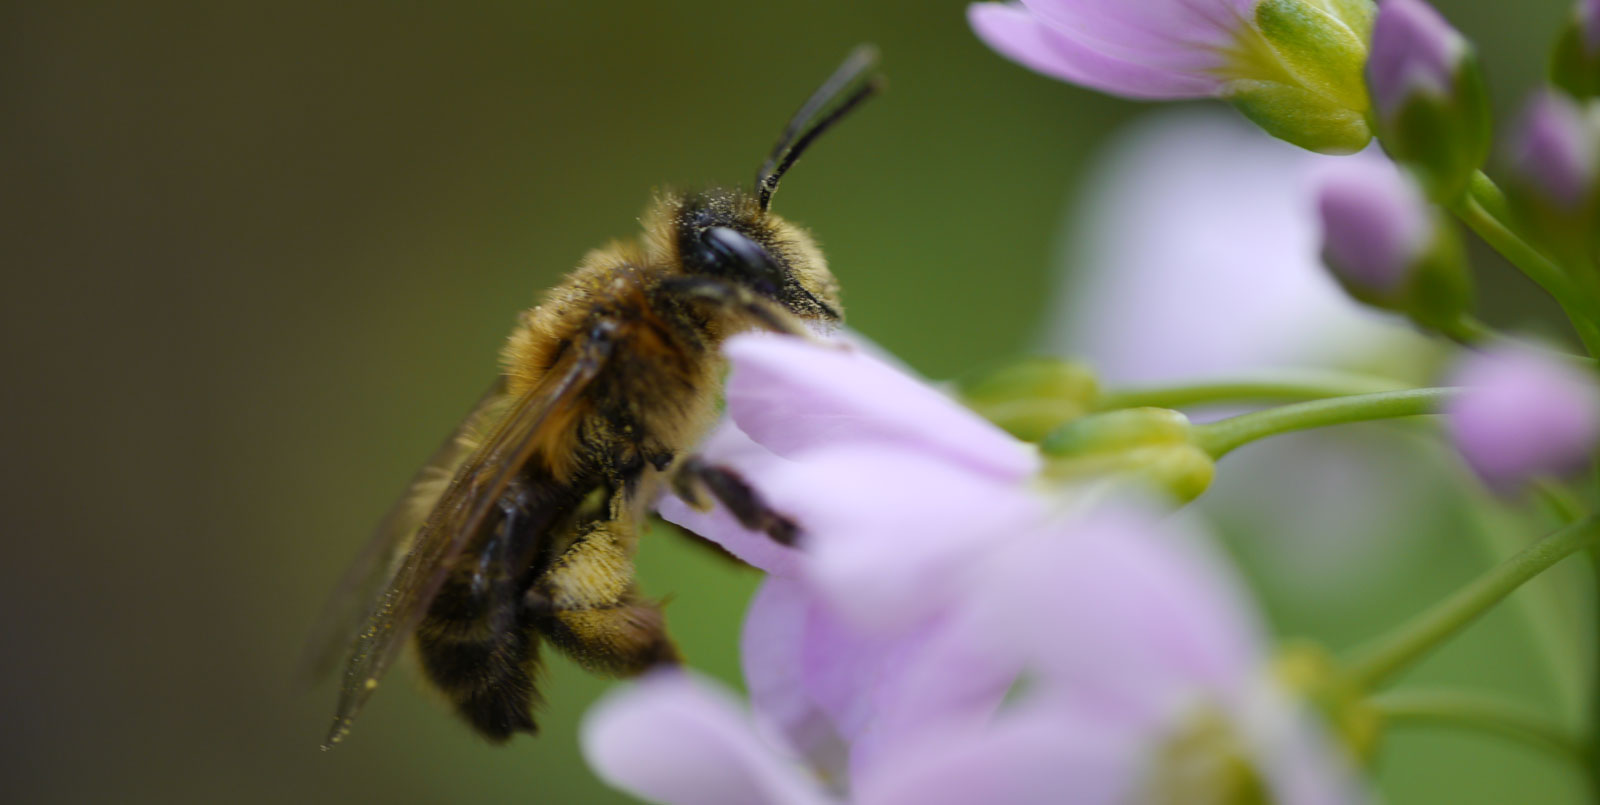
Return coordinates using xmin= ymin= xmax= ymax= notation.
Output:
xmin=416 ymin=623 xmax=542 ymax=742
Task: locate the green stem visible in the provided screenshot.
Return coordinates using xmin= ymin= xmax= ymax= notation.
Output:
xmin=1371 ymin=689 xmax=1589 ymax=769
xmin=1589 ymin=548 xmax=1600 ymax=793
xmin=1452 ymin=172 xmax=1600 ymax=357
xmin=1463 ymin=492 xmax=1587 ymax=717
xmin=1191 ymin=388 xmax=1457 ymax=459
xmin=1345 ymin=515 xmax=1600 ymax=690
xmin=1096 ymin=372 xmax=1410 ymax=411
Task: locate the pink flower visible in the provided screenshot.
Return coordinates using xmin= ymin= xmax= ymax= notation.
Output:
xmin=966 ymin=0 xmax=1376 ymax=152
xmin=582 ymin=334 xmax=1367 ymax=803
xmin=1447 ymin=346 xmax=1600 ymax=490
xmin=658 ymin=333 xmax=1043 ymax=630
xmin=967 ymin=0 xmax=1255 ymax=100
xmin=585 ymin=504 xmax=1367 ymax=804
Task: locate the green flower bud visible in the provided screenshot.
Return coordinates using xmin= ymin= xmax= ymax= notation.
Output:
xmin=1506 ymin=91 xmax=1600 ymax=267
xmin=1317 ymin=159 xmax=1473 ymax=334
xmin=1223 ymin=0 xmax=1376 ymax=154
xmin=1551 ymin=0 xmax=1600 ymax=98
xmin=1365 ymin=0 xmax=1491 ymax=201
xmin=959 ymin=358 xmax=1100 ymax=442
xmin=1041 ymin=408 xmax=1215 ymax=502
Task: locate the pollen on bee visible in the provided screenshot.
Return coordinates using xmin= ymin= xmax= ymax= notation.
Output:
xmin=364 ymin=678 xmax=379 ymax=691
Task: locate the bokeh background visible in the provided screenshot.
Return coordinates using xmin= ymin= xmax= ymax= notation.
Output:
xmin=3 ymin=1 xmax=1590 ymax=802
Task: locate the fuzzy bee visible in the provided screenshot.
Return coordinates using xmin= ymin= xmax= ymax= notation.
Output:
xmin=307 ymin=47 xmax=881 ymax=748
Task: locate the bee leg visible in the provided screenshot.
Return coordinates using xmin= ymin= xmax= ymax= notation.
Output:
xmin=526 ymin=519 xmax=680 ymax=674
xmin=658 ymin=276 xmax=809 ymax=337
xmin=671 ymin=457 xmax=799 ymax=546
xmin=467 ymin=483 xmax=531 ymax=601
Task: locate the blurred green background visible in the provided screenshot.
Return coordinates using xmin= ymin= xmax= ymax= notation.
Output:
xmin=3 ymin=0 xmax=1590 ymax=802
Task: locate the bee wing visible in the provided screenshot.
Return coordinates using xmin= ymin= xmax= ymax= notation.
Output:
xmin=297 ymin=378 xmax=512 ymax=686
xmin=322 ymin=324 xmax=620 ymax=749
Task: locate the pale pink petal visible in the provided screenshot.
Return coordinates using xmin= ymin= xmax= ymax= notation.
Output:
xmin=845 ymin=602 xmax=1029 ymax=781
xmin=854 ymin=709 xmax=1141 ymax=805
xmin=657 ymin=422 xmax=803 ymax=576
xmin=581 ymin=671 xmax=835 ymax=805
xmin=1020 ymin=0 xmax=1247 ymax=70
xmin=983 ymin=506 xmax=1266 ymax=729
xmin=745 ymin=577 xmax=1029 ymax=785
xmin=969 ymin=4 xmax=1224 ymax=100
xmin=724 ymin=333 xmax=1039 ymax=481
xmin=755 ymin=445 xmax=1046 ymax=630
xmin=741 ymin=577 xmax=849 ymax=772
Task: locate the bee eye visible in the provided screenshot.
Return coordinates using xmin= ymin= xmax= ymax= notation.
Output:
xmin=700 ymin=226 xmax=783 ymax=291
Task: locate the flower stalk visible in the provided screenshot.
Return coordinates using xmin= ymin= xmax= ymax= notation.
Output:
xmin=1449 ymin=171 xmax=1600 ymax=356
xmin=1191 ymin=387 xmax=1458 ymax=458
xmin=1344 ymin=514 xmax=1600 ymax=691
xmin=1371 ymin=689 xmax=1589 ymax=769
xmin=1096 ymin=372 xmax=1413 ymax=411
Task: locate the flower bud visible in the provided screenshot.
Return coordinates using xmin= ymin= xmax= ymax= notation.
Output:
xmin=1041 ymin=408 xmax=1215 ymax=502
xmin=1505 ymin=91 xmax=1600 ymax=263
xmin=958 ymin=358 xmax=1100 ymax=442
xmin=1446 ymin=345 xmax=1600 ymax=492
xmin=1366 ymin=0 xmax=1491 ymax=200
xmin=1227 ymin=0 xmax=1376 ymax=154
xmin=1551 ymin=0 xmax=1600 ymax=98
xmin=1316 ymin=158 xmax=1471 ymax=332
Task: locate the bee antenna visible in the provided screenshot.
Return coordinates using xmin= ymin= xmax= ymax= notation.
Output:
xmin=756 ymin=44 xmax=883 ymax=211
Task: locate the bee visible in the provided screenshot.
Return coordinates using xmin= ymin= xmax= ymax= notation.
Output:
xmin=307 ymin=46 xmax=882 ymax=748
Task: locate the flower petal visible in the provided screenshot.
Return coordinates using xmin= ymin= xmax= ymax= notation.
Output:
xmin=658 ymin=421 xmax=804 ymax=576
xmin=724 ymin=334 xmax=1039 ymax=481
xmin=969 ymin=3 xmax=1224 ymax=100
xmin=982 ymin=505 xmax=1266 ymax=728
xmin=845 ymin=601 xmax=1029 ymax=781
xmin=581 ymin=671 xmax=834 ymax=805
xmin=741 ymin=577 xmax=850 ymax=772
xmin=1019 ymin=0 xmax=1248 ymax=69
xmin=854 ymin=709 xmax=1140 ymax=805
xmin=760 ymin=445 xmax=1047 ymax=630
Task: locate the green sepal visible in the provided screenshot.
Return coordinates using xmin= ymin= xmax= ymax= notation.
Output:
xmin=1041 ymin=408 xmax=1215 ymax=502
xmin=1273 ymin=642 xmax=1382 ymax=764
xmin=959 ymin=358 xmax=1100 ymax=442
xmin=1374 ymin=55 xmax=1493 ymax=202
xmin=1327 ymin=211 xmax=1473 ymax=335
xmin=1228 ymin=0 xmax=1375 ymax=154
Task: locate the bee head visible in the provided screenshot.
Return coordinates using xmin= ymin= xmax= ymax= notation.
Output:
xmin=646 ymin=47 xmax=879 ymax=324
xmin=657 ymin=191 xmax=837 ymax=322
